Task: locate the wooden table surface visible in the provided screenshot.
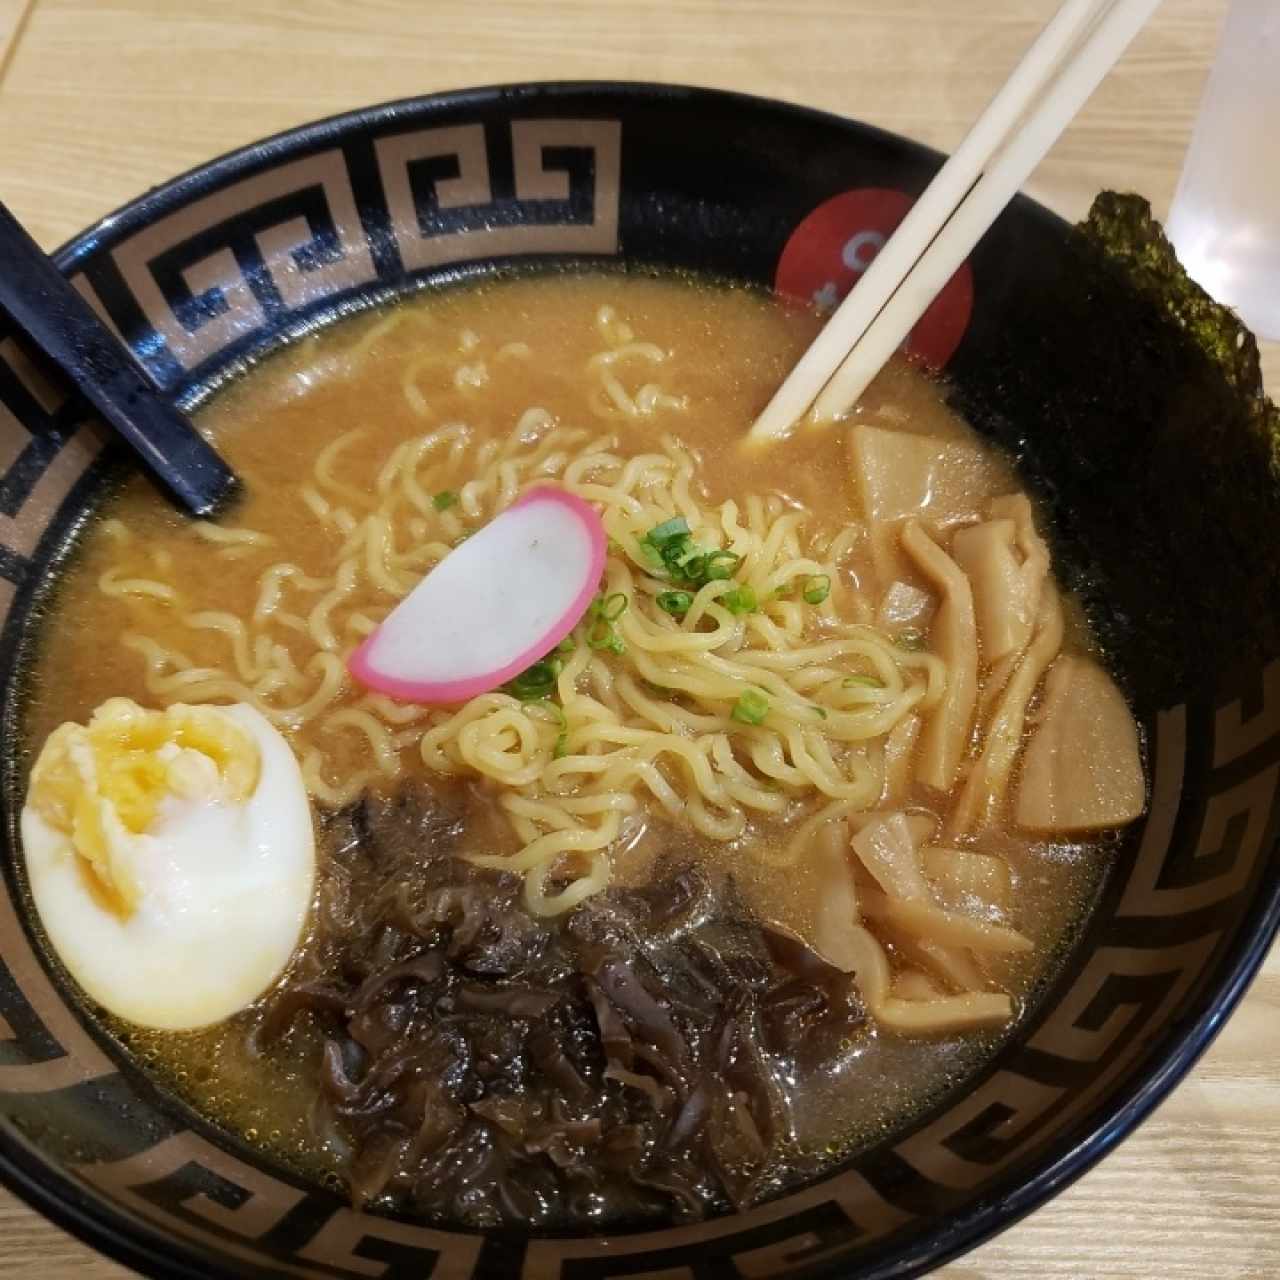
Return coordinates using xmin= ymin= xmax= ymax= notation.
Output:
xmin=1 ymin=1 xmax=1278 ymax=1276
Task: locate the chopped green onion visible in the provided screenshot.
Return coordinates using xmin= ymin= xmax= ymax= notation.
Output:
xmin=897 ymin=628 xmax=926 ymax=652
xmin=658 ymin=545 xmax=694 ymax=577
xmin=638 ymin=518 xmax=744 ymax=591
xmin=645 ymin=516 xmax=690 ymax=547
xmin=506 ymin=660 xmax=558 ymax=701
xmin=802 ymin=574 xmax=831 ymax=605
xmin=657 ymin=590 xmax=694 ymax=616
xmin=636 ymin=537 xmax=667 ymax=570
xmin=587 ymin=618 xmax=625 ymax=653
xmin=432 ymin=490 xmax=458 ymax=512
xmin=553 ymin=731 xmax=569 ymax=759
xmin=722 ymin=584 xmax=758 ymax=615
xmin=584 ymin=592 xmax=628 ymax=653
xmin=704 ymin=550 xmax=740 ymax=581
xmin=731 ymin=688 xmax=770 ymax=725
xmin=598 ymin=592 xmax=628 ymax=621
xmin=591 ymin=629 xmax=626 ymax=654
xmin=811 ymin=705 xmax=828 ymax=720
xmin=504 ymin=646 xmax=575 ymax=700
xmin=676 ymin=551 xmax=707 ymax=581
xmin=843 ymin=673 xmax=883 ymax=689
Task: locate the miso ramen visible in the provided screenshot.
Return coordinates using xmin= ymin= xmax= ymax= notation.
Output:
xmin=22 ymin=272 xmax=1144 ymax=1227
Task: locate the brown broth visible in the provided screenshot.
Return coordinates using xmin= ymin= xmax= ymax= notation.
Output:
xmin=24 ymin=271 xmax=1112 ymax=1209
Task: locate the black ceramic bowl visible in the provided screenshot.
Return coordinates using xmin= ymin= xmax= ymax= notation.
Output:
xmin=1 ymin=83 xmax=1279 ymax=1280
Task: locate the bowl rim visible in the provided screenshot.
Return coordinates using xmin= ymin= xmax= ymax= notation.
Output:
xmin=3 ymin=77 xmax=1278 ymax=1280
xmin=49 ymin=78 xmax=969 ymax=277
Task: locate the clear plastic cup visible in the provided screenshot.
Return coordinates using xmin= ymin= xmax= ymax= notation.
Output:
xmin=1166 ymin=0 xmax=1280 ymax=341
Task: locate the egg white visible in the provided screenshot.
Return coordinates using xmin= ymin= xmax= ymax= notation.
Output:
xmin=21 ymin=704 xmax=315 ymax=1031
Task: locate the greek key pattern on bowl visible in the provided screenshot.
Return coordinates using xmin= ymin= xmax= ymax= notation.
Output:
xmin=0 ymin=113 xmax=622 ymax=577
xmin=63 ymin=117 xmax=621 ymax=389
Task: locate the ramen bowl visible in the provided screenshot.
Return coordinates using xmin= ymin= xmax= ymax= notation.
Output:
xmin=1 ymin=83 xmax=1278 ymax=1279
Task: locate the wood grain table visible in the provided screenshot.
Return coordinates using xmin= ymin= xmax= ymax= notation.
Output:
xmin=1 ymin=1 xmax=1277 ymax=1276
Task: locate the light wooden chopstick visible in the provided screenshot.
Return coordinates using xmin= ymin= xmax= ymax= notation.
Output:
xmin=748 ymin=0 xmax=1162 ymax=443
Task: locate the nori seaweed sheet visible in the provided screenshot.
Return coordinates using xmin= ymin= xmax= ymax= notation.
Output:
xmin=949 ymin=192 xmax=1280 ymax=715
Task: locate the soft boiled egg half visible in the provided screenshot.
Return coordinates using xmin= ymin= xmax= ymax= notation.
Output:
xmin=21 ymin=697 xmax=314 ymax=1030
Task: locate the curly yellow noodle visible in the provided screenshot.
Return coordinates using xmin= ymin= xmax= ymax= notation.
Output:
xmin=315 ymin=429 xmax=376 ymax=509
xmin=99 ymin=568 xmax=180 ymax=604
xmin=299 ymin=485 xmax=330 ymax=521
xmin=307 ymin=559 xmax=359 ymax=652
xmin=185 ymin=611 xmax=262 ymax=682
xmin=300 ymin=748 xmax=380 ymax=808
xmin=321 ymin=709 xmax=401 ymax=778
xmin=586 ymin=341 xmax=665 ymax=370
xmin=524 ymin=849 xmax=612 ymax=917
xmin=192 ymin=522 xmax=274 ymax=548
xmin=349 ymin=309 xmax=405 ymax=359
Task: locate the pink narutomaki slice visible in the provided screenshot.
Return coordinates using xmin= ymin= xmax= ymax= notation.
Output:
xmin=347 ymin=487 xmax=606 ymax=704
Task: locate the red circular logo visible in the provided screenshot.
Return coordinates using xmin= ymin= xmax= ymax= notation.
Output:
xmin=774 ymin=188 xmax=973 ymax=369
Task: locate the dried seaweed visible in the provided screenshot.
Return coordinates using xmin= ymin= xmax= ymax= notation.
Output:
xmin=1084 ymin=192 xmax=1280 ymax=479
xmin=950 ymin=192 xmax=1280 ymax=712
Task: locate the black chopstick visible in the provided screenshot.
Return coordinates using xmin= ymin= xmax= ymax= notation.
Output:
xmin=0 ymin=200 xmax=239 ymax=518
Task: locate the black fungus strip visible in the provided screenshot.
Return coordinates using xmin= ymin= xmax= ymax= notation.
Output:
xmin=249 ymin=785 xmax=866 ymax=1229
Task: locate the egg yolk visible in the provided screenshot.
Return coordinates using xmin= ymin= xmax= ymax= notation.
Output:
xmin=28 ymin=698 xmax=261 ymax=913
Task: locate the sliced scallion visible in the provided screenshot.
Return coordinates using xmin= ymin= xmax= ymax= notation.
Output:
xmin=638 ymin=518 xmax=743 ymax=592
xmin=657 ymin=590 xmax=694 ymax=616
xmin=590 ymin=629 xmax=626 ymax=655
xmin=586 ymin=618 xmax=625 ymax=653
xmin=636 ymin=537 xmax=667 ymax=570
xmin=677 ymin=551 xmax=708 ymax=582
xmin=722 ymin=584 xmax=758 ymax=615
xmin=802 ymin=574 xmax=831 ymax=605
xmin=731 ymin=688 xmax=769 ymax=725
xmin=645 ymin=516 xmax=690 ymax=548
xmin=506 ymin=661 xmax=558 ymax=701
xmin=704 ymin=550 xmax=740 ymax=581
xmin=432 ymin=490 xmax=458 ymax=512
xmin=599 ymin=592 xmax=628 ymax=621
xmin=584 ymin=591 xmax=628 ymax=653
